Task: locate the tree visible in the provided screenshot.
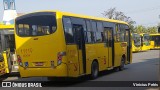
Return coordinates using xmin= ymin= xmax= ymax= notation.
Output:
xmin=0 ymin=22 xmax=4 ymax=25
xmin=134 ymin=25 xmax=147 ymax=33
xmin=147 ymin=27 xmax=157 ymax=34
xmin=102 ymin=7 xmax=136 ymax=32
xmin=134 ymin=25 xmax=157 ymax=34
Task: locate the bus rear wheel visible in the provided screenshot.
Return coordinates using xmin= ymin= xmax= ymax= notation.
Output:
xmin=91 ymin=61 xmax=99 ymax=79
xmin=119 ymin=57 xmax=125 ymax=71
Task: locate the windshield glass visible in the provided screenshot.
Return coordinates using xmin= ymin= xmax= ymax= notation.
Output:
xmin=152 ymin=35 xmax=160 ymax=46
xmin=16 ymin=12 xmax=57 ymax=37
xmin=143 ymin=34 xmax=150 ymax=46
xmin=133 ymin=34 xmax=141 ymax=47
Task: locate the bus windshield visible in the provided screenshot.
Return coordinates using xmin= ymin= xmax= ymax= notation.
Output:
xmin=143 ymin=34 xmax=150 ymax=46
xmin=16 ymin=12 xmax=57 ymax=37
xmin=152 ymin=35 xmax=160 ymax=46
xmin=133 ymin=34 xmax=141 ymax=47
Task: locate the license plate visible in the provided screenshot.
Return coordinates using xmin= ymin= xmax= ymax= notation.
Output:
xmin=35 ymin=62 xmax=44 ymax=66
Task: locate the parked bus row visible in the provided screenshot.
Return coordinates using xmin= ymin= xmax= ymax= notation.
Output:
xmin=132 ymin=33 xmax=160 ymax=52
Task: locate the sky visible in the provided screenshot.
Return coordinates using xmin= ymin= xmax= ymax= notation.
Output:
xmin=0 ymin=0 xmax=160 ymax=27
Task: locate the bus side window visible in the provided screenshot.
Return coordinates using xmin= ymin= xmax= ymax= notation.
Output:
xmin=86 ymin=20 xmax=92 ymax=43
xmin=63 ymin=17 xmax=74 ymax=44
xmin=118 ymin=24 xmax=126 ymax=42
xmin=83 ymin=19 xmax=88 ymax=42
xmin=116 ymin=24 xmax=121 ymax=42
xmin=103 ymin=22 xmax=116 ymax=42
xmin=96 ymin=21 xmax=103 ymax=42
xmin=124 ymin=25 xmax=130 ymax=42
xmin=91 ymin=20 xmax=96 ymax=42
xmin=71 ymin=17 xmax=87 ymax=44
xmin=32 ymin=25 xmax=38 ymax=36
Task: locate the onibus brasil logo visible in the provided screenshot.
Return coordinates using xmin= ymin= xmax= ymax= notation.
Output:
xmin=2 ymin=82 xmax=42 ymax=87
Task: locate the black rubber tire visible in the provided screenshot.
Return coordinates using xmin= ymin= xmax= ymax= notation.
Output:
xmin=119 ymin=57 xmax=125 ymax=71
xmin=114 ymin=67 xmax=120 ymax=72
xmin=91 ymin=61 xmax=99 ymax=79
xmin=47 ymin=77 xmax=60 ymax=81
xmin=47 ymin=77 xmax=69 ymax=81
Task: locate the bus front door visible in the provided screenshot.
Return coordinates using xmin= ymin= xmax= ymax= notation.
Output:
xmin=71 ymin=24 xmax=86 ymax=76
xmin=126 ymin=29 xmax=131 ymax=63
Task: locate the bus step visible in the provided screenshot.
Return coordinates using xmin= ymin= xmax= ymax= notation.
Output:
xmin=107 ymin=67 xmax=114 ymax=70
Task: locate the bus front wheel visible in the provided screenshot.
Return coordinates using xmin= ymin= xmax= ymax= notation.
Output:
xmin=91 ymin=61 xmax=99 ymax=79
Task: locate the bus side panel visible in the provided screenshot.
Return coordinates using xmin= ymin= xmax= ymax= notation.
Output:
xmin=85 ymin=44 xmax=108 ymax=75
xmin=85 ymin=44 xmax=96 ymax=75
xmin=66 ymin=45 xmax=80 ymax=77
xmin=19 ymin=63 xmax=68 ymax=77
xmin=150 ymin=41 xmax=155 ymax=49
xmin=114 ymin=42 xmax=127 ymax=67
xmin=94 ymin=44 xmax=108 ymax=71
xmin=114 ymin=42 xmax=123 ymax=67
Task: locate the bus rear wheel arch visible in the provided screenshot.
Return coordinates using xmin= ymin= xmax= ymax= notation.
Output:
xmin=119 ymin=55 xmax=126 ymax=71
xmin=91 ymin=60 xmax=99 ymax=79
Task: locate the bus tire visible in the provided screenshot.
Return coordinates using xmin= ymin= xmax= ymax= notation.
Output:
xmin=119 ymin=57 xmax=125 ymax=71
xmin=91 ymin=61 xmax=99 ymax=79
xmin=47 ymin=77 xmax=61 ymax=81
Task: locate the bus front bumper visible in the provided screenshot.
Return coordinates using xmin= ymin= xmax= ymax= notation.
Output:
xmin=19 ymin=63 xmax=68 ymax=78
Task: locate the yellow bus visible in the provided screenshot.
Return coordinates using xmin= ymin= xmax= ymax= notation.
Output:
xmin=0 ymin=24 xmax=18 ymax=75
xmin=132 ymin=33 xmax=141 ymax=52
xmin=140 ymin=33 xmax=150 ymax=51
xmin=0 ymin=53 xmax=5 ymax=76
xmin=150 ymin=34 xmax=160 ymax=49
xmin=15 ymin=11 xmax=132 ymax=79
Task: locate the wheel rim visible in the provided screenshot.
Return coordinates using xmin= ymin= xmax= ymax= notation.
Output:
xmin=92 ymin=63 xmax=98 ymax=77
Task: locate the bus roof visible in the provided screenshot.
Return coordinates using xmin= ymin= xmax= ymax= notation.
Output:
xmin=150 ymin=33 xmax=160 ymax=36
xmin=60 ymin=11 xmax=128 ymax=25
xmin=16 ymin=10 xmax=129 ymax=25
xmin=140 ymin=33 xmax=149 ymax=36
xmin=0 ymin=24 xmax=14 ymax=29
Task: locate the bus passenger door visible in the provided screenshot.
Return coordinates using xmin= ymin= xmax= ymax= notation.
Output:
xmin=73 ymin=24 xmax=86 ymax=75
xmin=104 ymin=27 xmax=114 ymax=68
xmin=126 ymin=29 xmax=131 ymax=63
